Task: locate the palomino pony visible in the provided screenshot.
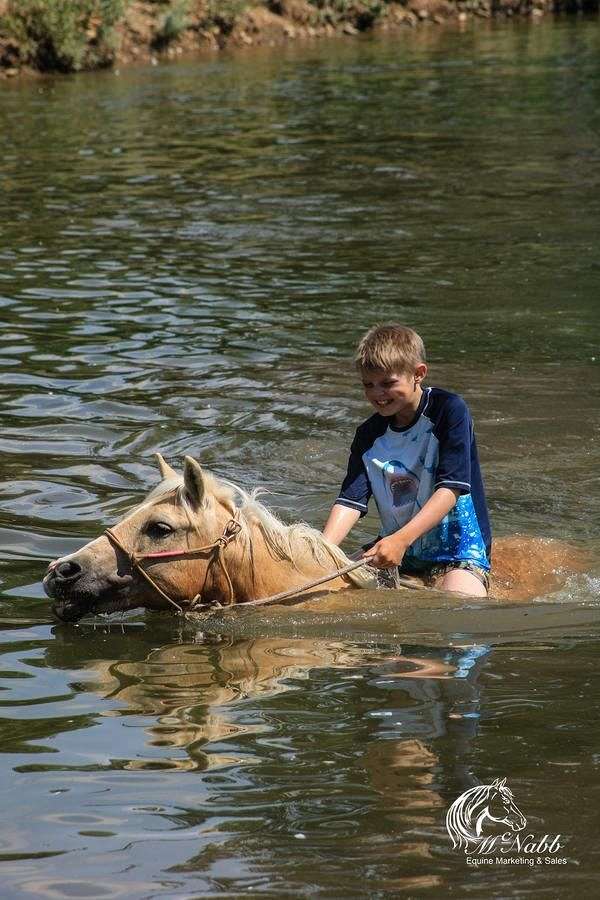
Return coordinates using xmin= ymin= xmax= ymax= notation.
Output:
xmin=44 ymin=454 xmax=588 ymax=623
xmin=44 ymin=455 xmax=376 ymax=623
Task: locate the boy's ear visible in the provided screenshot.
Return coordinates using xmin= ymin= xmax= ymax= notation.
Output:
xmin=414 ymin=363 xmax=428 ymax=385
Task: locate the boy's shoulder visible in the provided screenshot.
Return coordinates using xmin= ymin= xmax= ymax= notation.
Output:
xmin=350 ymin=387 xmax=471 ymax=450
xmin=426 ymin=386 xmax=470 ymax=421
xmin=352 ymin=412 xmax=388 ymax=449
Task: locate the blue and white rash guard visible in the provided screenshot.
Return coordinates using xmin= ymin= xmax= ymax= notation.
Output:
xmin=336 ymin=387 xmax=491 ymax=570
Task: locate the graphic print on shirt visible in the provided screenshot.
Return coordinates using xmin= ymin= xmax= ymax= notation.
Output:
xmin=382 ymin=460 xmax=420 ymax=508
xmin=417 ymin=494 xmax=488 ymax=567
xmin=366 ymin=416 xmax=439 ymax=537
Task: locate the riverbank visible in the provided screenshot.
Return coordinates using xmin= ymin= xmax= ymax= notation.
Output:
xmin=0 ymin=0 xmax=596 ymax=77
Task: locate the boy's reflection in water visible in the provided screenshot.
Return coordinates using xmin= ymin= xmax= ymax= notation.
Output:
xmin=362 ymin=644 xmax=491 ymax=828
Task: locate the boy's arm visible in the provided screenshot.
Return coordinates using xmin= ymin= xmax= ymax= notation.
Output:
xmin=324 ymin=425 xmax=373 ymax=546
xmin=362 ymin=487 xmax=459 ymax=568
xmin=323 ymin=503 xmax=361 ymax=546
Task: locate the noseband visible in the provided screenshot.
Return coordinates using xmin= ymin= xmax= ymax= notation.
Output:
xmin=104 ymin=515 xmax=243 ymax=615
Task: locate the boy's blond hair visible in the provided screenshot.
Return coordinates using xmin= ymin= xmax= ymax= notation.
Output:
xmin=354 ymin=324 xmax=426 ymax=374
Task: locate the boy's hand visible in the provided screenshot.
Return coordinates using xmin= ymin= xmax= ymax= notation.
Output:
xmin=362 ymin=533 xmax=409 ymax=569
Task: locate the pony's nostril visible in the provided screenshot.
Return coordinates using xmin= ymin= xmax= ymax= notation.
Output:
xmin=55 ymin=560 xmax=82 ymax=582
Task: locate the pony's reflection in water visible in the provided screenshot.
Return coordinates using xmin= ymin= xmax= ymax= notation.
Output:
xmin=47 ymin=628 xmax=490 ymax=884
xmin=83 ymin=636 xmax=388 ymax=765
xmin=76 ymin=633 xmax=490 ymax=803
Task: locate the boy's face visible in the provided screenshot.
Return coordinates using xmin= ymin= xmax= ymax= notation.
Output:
xmin=360 ymin=367 xmax=426 ymax=421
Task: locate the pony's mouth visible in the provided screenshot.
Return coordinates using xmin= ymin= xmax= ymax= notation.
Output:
xmin=51 ymin=595 xmax=134 ymax=624
xmin=44 ymin=569 xmax=134 ymax=624
xmin=52 ymin=599 xmax=92 ymax=623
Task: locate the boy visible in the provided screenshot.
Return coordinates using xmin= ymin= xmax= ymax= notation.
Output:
xmin=322 ymin=324 xmax=491 ymax=597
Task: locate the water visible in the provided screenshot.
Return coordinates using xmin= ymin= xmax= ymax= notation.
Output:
xmin=1 ymin=18 xmax=600 ymax=897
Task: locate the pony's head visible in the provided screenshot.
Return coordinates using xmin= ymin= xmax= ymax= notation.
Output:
xmin=44 ymin=454 xmax=374 ymax=623
xmin=44 ymin=455 xmax=244 ymax=623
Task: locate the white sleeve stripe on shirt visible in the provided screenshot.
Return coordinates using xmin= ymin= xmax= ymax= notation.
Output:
xmin=435 ymin=479 xmax=471 ymax=490
xmin=335 ymin=497 xmax=368 ymax=510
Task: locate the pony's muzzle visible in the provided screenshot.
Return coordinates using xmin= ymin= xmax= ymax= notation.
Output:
xmin=43 ymin=560 xmax=83 ymax=607
xmin=53 ymin=560 xmax=83 ymax=583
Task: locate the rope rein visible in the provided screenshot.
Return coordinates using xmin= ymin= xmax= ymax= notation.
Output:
xmin=241 ymin=558 xmax=370 ymax=609
xmin=104 ymin=513 xmax=425 ymax=618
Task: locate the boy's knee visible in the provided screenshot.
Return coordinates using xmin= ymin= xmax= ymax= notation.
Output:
xmin=436 ymin=569 xmax=488 ymax=598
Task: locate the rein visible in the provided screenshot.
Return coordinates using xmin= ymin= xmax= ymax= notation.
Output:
xmin=104 ymin=515 xmax=427 ymax=618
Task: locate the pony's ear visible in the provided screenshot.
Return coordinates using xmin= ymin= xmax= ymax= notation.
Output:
xmin=498 ymin=777 xmax=507 ymax=789
xmin=183 ymin=456 xmax=205 ymax=508
xmin=491 ymin=778 xmax=501 ymax=788
xmin=155 ymin=453 xmax=177 ymax=481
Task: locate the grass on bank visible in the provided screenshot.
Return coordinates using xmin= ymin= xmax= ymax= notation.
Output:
xmin=152 ymin=0 xmax=250 ymax=47
xmin=2 ymin=0 xmax=592 ymax=74
xmin=0 ymin=0 xmax=128 ymax=72
xmin=0 ymin=0 xmax=304 ymax=71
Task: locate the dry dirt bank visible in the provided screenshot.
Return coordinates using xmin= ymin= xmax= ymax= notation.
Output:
xmin=0 ymin=0 xmax=597 ymax=77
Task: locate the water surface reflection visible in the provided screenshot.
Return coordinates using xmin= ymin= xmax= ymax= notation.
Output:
xmin=1 ymin=623 xmax=597 ymax=896
xmin=1 ymin=16 xmax=600 ymax=898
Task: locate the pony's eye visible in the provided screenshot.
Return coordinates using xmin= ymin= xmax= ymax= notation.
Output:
xmin=146 ymin=521 xmax=174 ymax=538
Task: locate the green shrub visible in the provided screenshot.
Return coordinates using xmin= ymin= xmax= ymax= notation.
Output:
xmin=203 ymin=0 xmax=248 ymax=35
xmin=0 ymin=0 xmax=128 ymax=72
xmin=153 ymin=0 xmax=190 ymax=48
xmin=308 ymin=0 xmax=389 ymax=28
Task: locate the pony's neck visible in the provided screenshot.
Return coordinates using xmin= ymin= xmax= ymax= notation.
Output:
xmin=220 ymin=513 xmax=350 ymax=604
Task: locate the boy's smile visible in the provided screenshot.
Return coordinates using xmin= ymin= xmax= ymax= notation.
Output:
xmin=361 ymin=367 xmax=426 ymax=427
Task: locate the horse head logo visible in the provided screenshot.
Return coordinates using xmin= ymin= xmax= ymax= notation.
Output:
xmin=446 ymin=778 xmax=526 ymax=852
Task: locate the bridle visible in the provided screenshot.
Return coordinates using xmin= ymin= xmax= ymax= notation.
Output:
xmin=104 ymin=514 xmax=243 ymax=615
xmin=102 ymin=511 xmax=426 ymax=619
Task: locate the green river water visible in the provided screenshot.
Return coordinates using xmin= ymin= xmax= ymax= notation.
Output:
xmin=1 ymin=18 xmax=600 ymax=899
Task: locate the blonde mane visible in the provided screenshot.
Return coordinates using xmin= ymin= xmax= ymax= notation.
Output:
xmin=146 ymin=472 xmax=377 ymax=591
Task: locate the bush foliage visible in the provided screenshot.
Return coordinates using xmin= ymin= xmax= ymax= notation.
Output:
xmin=308 ymin=0 xmax=389 ymax=28
xmin=0 ymin=0 xmax=127 ymax=71
xmin=153 ymin=0 xmax=190 ymax=48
